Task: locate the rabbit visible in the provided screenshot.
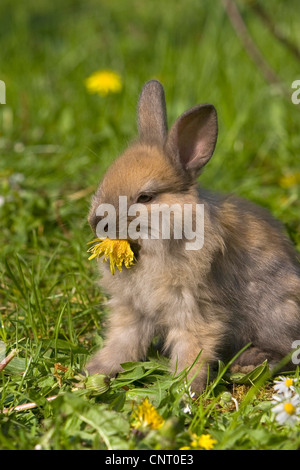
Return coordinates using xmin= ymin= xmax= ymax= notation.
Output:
xmin=86 ymin=80 xmax=300 ymax=393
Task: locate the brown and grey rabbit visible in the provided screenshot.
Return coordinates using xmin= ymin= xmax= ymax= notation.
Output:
xmin=86 ymin=80 xmax=300 ymax=393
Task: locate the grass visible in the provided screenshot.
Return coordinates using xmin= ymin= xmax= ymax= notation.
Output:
xmin=0 ymin=0 xmax=300 ymax=450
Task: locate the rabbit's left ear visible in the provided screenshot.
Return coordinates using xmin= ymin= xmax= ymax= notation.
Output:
xmin=138 ymin=80 xmax=168 ymax=146
xmin=165 ymin=104 xmax=218 ymax=175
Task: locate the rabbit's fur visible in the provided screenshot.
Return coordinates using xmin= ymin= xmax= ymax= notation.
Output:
xmin=87 ymin=80 xmax=300 ymax=393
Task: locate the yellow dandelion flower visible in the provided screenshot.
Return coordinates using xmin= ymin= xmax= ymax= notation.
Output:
xmin=192 ymin=433 xmax=217 ymax=450
xmin=131 ymin=398 xmax=165 ymax=430
xmin=180 ymin=433 xmax=217 ymax=450
xmin=87 ymin=238 xmax=135 ymax=275
xmin=85 ymin=70 xmax=122 ymax=96
xmin=279 ymin=173 xmax=300 ymax=189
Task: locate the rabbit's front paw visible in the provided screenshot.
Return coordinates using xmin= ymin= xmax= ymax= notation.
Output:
xmin=85 ymin=351 xmax=123 ymax=377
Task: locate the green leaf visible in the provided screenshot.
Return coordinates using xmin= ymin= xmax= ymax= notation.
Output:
xmin=119 ymin=365 xmax=145 ymax=379
xmin=51 ymin=393 xmax=130 ymax=450
xmin=3 ymin=356 xmax=27 ymax=375
xmin=229 ymin=361 xmax=270 ymax=385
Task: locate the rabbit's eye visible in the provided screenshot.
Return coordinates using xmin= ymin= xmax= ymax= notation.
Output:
xmin=136 ymin=194 xmax=153 ymax=204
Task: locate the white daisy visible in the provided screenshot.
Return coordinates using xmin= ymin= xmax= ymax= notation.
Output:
xmin=271 ymin=393 xmax=300 ymax=425
xmin=273 ymin=376 xmax=297 ymax=396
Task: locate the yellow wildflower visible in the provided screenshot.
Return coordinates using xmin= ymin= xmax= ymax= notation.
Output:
xmin=87 ymin=238 xmax=135 ymax=275
xmin=131 ymin=398 xmax=165 ymax=430
xmin=279 ymin=173 xmax=300 ymax=189
xmin=85 ymin=70 xmax=122 ymax=96
xmin=180 ymin=433 xmax=217 ymax=450
xmin=192 ymin=433 xmax=217 ymax=450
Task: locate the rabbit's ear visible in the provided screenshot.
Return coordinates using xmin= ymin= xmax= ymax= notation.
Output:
xmin=165 ymin=104 xmax=218 ymax=175
xmin=138 ymin=80 xmax=168 ymax=146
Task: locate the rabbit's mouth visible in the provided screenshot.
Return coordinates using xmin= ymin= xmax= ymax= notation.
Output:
xmin=127 ymin=239 xmax=141 ymax=260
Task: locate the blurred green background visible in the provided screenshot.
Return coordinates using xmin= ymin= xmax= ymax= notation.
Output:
xmin=0 ymin=0 xmax=299 ymax=256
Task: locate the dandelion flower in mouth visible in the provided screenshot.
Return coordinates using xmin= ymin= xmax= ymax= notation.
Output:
xmin=271 ymin=393 xmax=300 ymax=425
xmin=85 ymin=70 xmax=122 ymax=96
xmin=131 ymin=398 xmax=165 ymax=430
xmin=87 ymin=238 xmax=135 ymax=275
